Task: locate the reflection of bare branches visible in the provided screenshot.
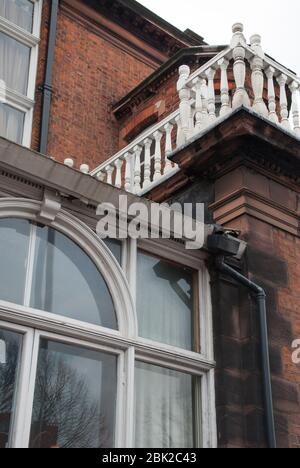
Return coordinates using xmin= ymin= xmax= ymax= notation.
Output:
xmin=0 ymin=338 xmax=19 ymax=448
xmin=0 ymin=340 xmax=18 ymax=413
xmin=30 ymin=351 xmax=112 ymax=449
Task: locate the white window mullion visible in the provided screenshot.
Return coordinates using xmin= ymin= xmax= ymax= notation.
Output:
xmin=0 ymin=322 xmax=36 ymax=449
xmin=23 ymin=222 xmax=37 ymax=307
xmin=32 ymin=0 xmax=43 ymax=38
xmin=123 ymin=346 xmax=135 ymax=448
xmin=19 ymin=329 xmax=41 ymax=448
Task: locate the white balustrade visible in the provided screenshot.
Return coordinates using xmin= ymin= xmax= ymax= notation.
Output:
xmin=266 ymin=67 xmax=279 ymax=123
xmin=134 ymin=145 xmax=142 ymax=194
xmin=124 ymin=152 xmax=133 ymax=192
xmin=289 ymin=81 xmax=300 ymax=136
xmin=153 ymin=131 xmax=163 ymax=181
xmin=177 ymin=65 xmax=192 ymax=142
xmin=105 ymin=165 xmax=114 ymax=185
xmin=114 ymin=159 xmax=123 ymax=189
xmin=277 ymin=74 xmax=291 ymax=129
xmin=218 ymin=58 xmax=231 ymax=116
xmin=206 ymin=67 xmax=217 ymax=122
xmin=92 ymin=23 xmax=300 ymax=194
xmin=143 ymin=138 xmax=152 ymax=190
xmin=250 ymin=35 xmax=268 ymax=117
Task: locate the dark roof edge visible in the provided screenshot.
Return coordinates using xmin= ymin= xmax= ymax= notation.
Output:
xmin=118 ymin=0 xmax=206 ymax=47
xmin=113 ymin=44 xmax=227 ymax=115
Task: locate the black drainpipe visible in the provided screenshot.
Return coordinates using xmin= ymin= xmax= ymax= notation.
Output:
xmin=39 ymin=0 xmax=59 ymax=155
xmin=216 ymin=256 xmax=277 ymax=449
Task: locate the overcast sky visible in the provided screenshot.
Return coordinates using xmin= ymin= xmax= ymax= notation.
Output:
xmin=138 ymin=0 xmax=300 ymax=76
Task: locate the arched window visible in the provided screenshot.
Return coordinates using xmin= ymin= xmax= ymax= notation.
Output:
xmin=0 ymin=205 xmax=215 ymax=449
xmin=0 ymin=218 xmax=117 ymax=329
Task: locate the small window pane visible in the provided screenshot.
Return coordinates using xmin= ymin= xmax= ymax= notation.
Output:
xmin=0 ymin=218 xmax=30 ymax=304
xmin=104 ymin=238 xmax=122 ymax=264
xmin=0 ymin=103 xmax=25 ymax=144
xmin=0 ymin=0 xmax=34 ymax=32
xmin=30 ymin=226 xmax=117 ymax=329
xmin=29 ymin=340 xmax=117 ymax=448
xmin=137 ymin=251 xmax=194 ymax=349
xmin=0 ymin=328 xmax=22 ymax=448
xmin=135 ymin=362 xmax=196 ymax=448
xmin=0 ymin=32 xmax=30 ymax=95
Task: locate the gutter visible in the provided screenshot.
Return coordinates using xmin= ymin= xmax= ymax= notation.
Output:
xmin=39 ymin=0 xmax=59 ymax=155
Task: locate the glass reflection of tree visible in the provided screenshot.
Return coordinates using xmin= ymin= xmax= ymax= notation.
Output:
xmin=30 ymin=352 xmax=112 ymax=449
xmin=0 ymin=338 xmax=19 ymax=448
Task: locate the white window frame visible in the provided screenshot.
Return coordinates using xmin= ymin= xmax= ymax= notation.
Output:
xmin=0 ymin=0 xmax=43 ymax=147
xmin=0 ymin=198 xmax=217 ymax=449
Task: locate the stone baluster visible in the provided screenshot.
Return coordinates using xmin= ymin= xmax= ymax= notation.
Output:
xmin=201 ymin=78 xmax=209 ymax=126
xmin=153 ymin=130 xmax=163 ymax=180
xmin=289 ymin=81 xmax=300 ymax=136
xmin=143 ymin=138 xmax=152 ymax=189
xmin=177 ymin=65 xmax=192 ymax=141
xmin=96 ymin=171 xmax=106 ymax=182
xmin=250 ymin=56 xmax=268 ymax=117
xmin=277 ymin=74 xmax=290 ymax=129
xmin=230 ymin=22 xmax=247 ymax=48
xmin=164 ymin=123 xmax=174 ymax=173
xmin=114 ymin=158 xmax=123 ymax=189
xmin=134 ymin=145 xmax=142 ymax=194
xmin=250 ymin=33 xmax=264 ymax=59
xmin=124 ymin=152 xmax=133 ymax=192
xmin=205 ymin=67 xmax=217 ymax=121
xmin=105 ymin=165 xmax=114 ymax=185
xmin=175 ymin=114 xmax=185 ymax=147
xmin=193 ymin=77 xmax=203 ymax=133
xmin=232 ymin=25 xmax=250 ymax=109
xmin=265 ymin=67 xmax=279 ymax=123
xmin=218 ymin=58 xmax=231 ymax=116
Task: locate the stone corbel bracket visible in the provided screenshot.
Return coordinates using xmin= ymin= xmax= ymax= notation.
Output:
xmin=37 ymin=189 xmax=62 ymax=224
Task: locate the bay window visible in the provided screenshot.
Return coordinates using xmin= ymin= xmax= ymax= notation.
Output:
xmin=0 ymin=211 xmax=216 ymax=448
xmin=0 ymin=0 xmax=42 ymax=146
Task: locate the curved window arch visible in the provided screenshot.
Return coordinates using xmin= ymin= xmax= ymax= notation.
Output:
xmin=0 ymin=200 xmax=215 ymax=449
xmin=0 ymin=218 xmax=117 ymax=329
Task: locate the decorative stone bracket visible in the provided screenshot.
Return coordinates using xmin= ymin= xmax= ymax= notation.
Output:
xmin=37 ymin=189 xmax=62 ymax=224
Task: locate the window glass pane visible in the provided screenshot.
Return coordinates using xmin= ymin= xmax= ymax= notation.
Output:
xmin=0 ymin=32 xmax=30 ymax=94
xmin=137 ymin=251 xmax=194 ymax=349
xmin=0 ymin=218 xmax=30 ymax=304
xmin=0 ymin=103 xmax=25 ymax=144
xmin=29 ymin=340 xmax=117 ymax=448
xmin=135 ymin=362 xmax=196 ymax=448
xmin=0 ymin=328 xmax=22 ymax=448
xmin=30 ymin=226 xmax=117 ymax=329
xmin=0 ymin=0 xmax=34 ymax=32
xmin=104 ymin=238 xmax=122 ymax=264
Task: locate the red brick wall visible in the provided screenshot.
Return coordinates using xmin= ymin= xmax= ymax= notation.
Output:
xmin=32 ymin=1 xmax=156 ymax=169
